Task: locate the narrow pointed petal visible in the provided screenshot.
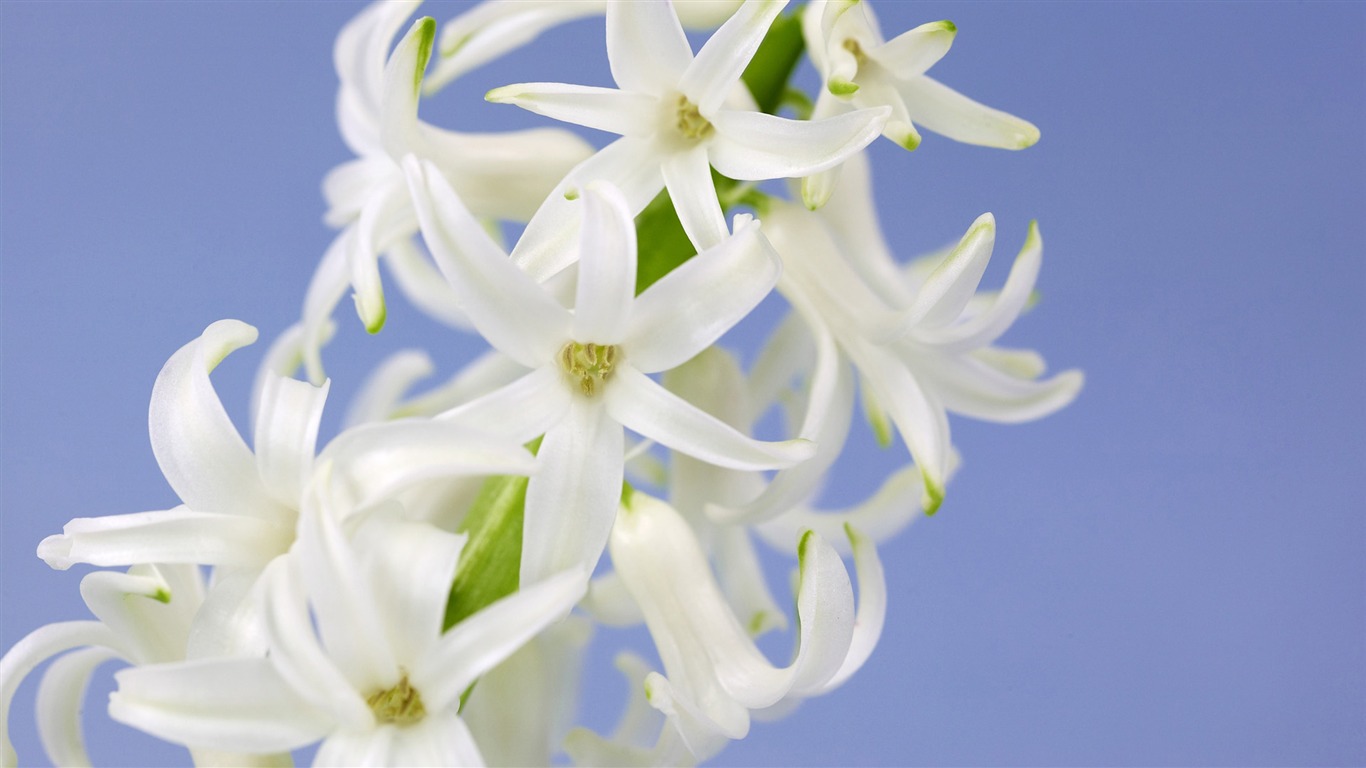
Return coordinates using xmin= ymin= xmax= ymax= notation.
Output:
xmin=301 ymin=229 xmax=351 ymax=385
xmin=914 ymin=221 xmax=1042 ymax=352
xmin=438 ymin=367 xmax=571 ymax=444
xmin=389 ymin=349 xmax=527 ymax=419
xmin=109 ymin=659 xmax=333 ymax=753
xmin=572 ymin=183 xmax=638 ymax=342
xmin=322 ymin=156 xmax=394 ymax=227
xmin=710 ymin=106 xmax=888 ymax=180
xmin=422 ymin=126 xmax=594 ymax=222
xmin=892 ymin=213 xmax=996 ymax=332
xmin=921 ymin=352 xmax=1085 ymax=423
xmin=806 ymin=524 xmax=887 ymax=693
xmin=486 ymin=82 xmax=659 ymax=136
xmin=37 ymin=509 xmax=292 ymax=571
xmin=660 ymin=144 xmax=728 ymax=250
xmin=746 ymin=311 xmax=814 ymax=411
xmin=715 ymin=527 xmax=789 ymax=637
xmin=608 ymin=0 xmax=693 ymax=93
xmin=149 ymin=320 xmax=278 ymax=519
xmin=899 ymin=75 xmax=1040 ymax=149
xmin=816 ymin=151 xmax=915 ymax=309
xmin=2 ymin=621 xmax=117 ymax=768
xmin=404 ymin=157 xmax=570 ymax=366
xmin=253 ymin=375 xmax=328 ymax=507
xmin=681 ymin=0 xmax=788 ymax=115
xmin=755 ymin=464 xmax=925 ymax=554
xmin=606 ymin=366 xmax=813 ymax=470
xmin=36 ymin=646 xmax=114 ymax=768
xmin=416 ymin=567 xmax=587 ymax=711
xmin=427 ymin=0 xmax=601 ymax=91
xmin=873 ymin=19 xmax=956 ymax=78
xmin=379 ymin=18 xmax=436 ymax=160
xmin=520 ymin=399 xmax=623 ymax=585
xmin=322 ymin=419 xmax=537 ymax=511
xmin=81 ymin=566 xmax=202 ymax=665
xmin=644 ymin=672 xmax=744 ymax=757
xmin=625 ymin=215 xmax=778 ymax=372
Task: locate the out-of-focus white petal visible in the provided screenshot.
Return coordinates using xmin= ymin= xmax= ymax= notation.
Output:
xmin=608 ymin=0 xmax=692 ymax=94
xmin=384 ymin=237 xmax=474 ymax=331
xmin=253 ymin=375 xmax=328 ymax=507
xmin=919 ymin=352 xmax=1084 ymax=424
xmin=428 ymin=0 xmax=601 ymax=91
xmin=405 ymin=157 xmax=570 ymax=366
xmin=625 ymin=216 xmax=778 ymax=372
xmin=580 ymin=571 xmax=645 ymax=627
xmin=709 ymin=107 xmax=888 ymax=180
xmin=379 ymin=18 xmax=436 ymax=161
xmin=109 ymin=659 xmax=332 ymax=754
xmin=681 ymin=0 xmax=788 ymax=115
xmin=3 ymin=622 xmax=117 ymax=768
xmin=660 ymin=144 xmax=728 ymax=250
xmin=521 ymin=399 xmax=623 ymax=585
xmin=715 ymin=527 xmax=788 ymax=637
xmin=486 ymin=83 xmax=660 ymax=136
xmin=815 ymin=151 xmax=913 ymax=308
xmin=438 ymin=367 xmax=571 ymax=443
xmin=873 ymin=19 xmax=956 ymax=79
xmin=755 ymin=464 xmax=924 ymax=554
xmin=302 ymin=229 xmax=352 ymax=385
xmin=572 ymin=183 xmax=638 ymax=343
xmin=35 ymin=646 xmax=113 ymax=768
xmin=345 ymin=350 xmax=434 ymax=427
xmin=415 ymin=568 xmax=587 ymax=712
xmin=390 ymin=350 xmax=527 ymax=419
xmin=323 ymin=156 xmax=393 ymax=227
xmin=606 ymin=366 xmax=813 ymax=471
xmin=37 ymin=509 xmax=291 ymax=571
xmin=149 ymin=320 xmax=279 ymax=519
xmin=899 ymin=75 xmax=1040 ymax=149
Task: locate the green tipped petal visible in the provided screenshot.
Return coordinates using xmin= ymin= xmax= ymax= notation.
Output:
xmin=413 ymin=17 xmax=436 ymax=94
xmin=920 ymin=469 xmax=944 ymax=516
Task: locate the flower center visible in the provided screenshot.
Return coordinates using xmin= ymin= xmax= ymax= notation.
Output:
xmin=559 ymin=341 xmax=618 ymax=397
xmin=842 ymin=37 xmax=869 ymax=68
xmin=367 ymin=675 xmax=426 ymax=726
xmin=674 ymin=95 xmax=714 ymax=141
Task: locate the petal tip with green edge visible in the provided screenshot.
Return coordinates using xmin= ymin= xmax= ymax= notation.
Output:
xmin=887 ymin=121 xmax=922 ymax=151
xmin=356 ymin=294 xmax=387 ymax=334
xmin=920 ymin=470 xmax=944 ymax=516
xmin=1013 ymin=120 xmax=1042 ymax=150
xmin=413 ymin=17 xmax=437 ymax=94
xmin=484 ymin=86 xmax=514 ymax=104
xmin=151 ymin=587 xmax=172 ymax=604
xmin=933 ymin=20 xmax=958 ymax=35
xmin=829 ymin=78 xmax=860 ymax=96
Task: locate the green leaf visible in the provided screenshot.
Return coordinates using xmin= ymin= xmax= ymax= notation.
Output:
xmin=740 ymin=10 xmax=806 ymax=115
xmin=443 ymin=437 xmax=541 ymax=631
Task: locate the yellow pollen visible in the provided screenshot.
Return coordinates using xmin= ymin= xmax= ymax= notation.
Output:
xmin=559 ymin=341 xmax=618 ymax=397
xmin=674 ymin=95 xmax=714 ymax=141
xmin=367 ymin=675 xmax=426 ymax=726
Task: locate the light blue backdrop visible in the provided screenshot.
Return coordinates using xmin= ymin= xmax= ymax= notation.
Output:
xmin=2 ymin=1 xmax=1362 ymax=765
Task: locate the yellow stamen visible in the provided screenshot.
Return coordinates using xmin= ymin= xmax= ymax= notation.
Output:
xmin=559 ymin=341 xmax=619 ymax=397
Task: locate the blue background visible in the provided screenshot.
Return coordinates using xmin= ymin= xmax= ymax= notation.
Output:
xmin=2 ymin=1 xmax=1363 ymax=765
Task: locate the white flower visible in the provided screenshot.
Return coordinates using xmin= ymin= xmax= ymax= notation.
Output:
xmin=303 ymin=2 xmax=593 ymax=381
xmin=768 ymin=152 xmax=1083 ymax=512
xmin=108 ymin=504 xmax=587 ymax=766
xmin=800 ymin=0 xmax=1040 ymax=206
xmin=405 ymin=159 xmax=814 ymax=586
xmin=485 ymin=0 xmax=889 ymax=256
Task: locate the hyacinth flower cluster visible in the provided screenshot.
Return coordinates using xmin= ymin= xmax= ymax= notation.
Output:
xmin=1 ymin=1 xmax=1082 ymax=765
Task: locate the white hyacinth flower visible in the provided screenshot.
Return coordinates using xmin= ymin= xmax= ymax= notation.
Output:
xmin=108 ymin=503 xmax=587 ymax=766
xmin=486 ymin=0 xmax=889 ymax=258
xmin=800 ymin=0 xmax=1041 ymax=206
xmin=304 ymin=2 xmax=592 ymax=381
xmin=406 ymin=159 xmax=814 ymax=586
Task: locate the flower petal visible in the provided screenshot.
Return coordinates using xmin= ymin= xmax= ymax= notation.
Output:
xmin=301 ymin=229 xmax=351 ymax=385
xmin=572 ymin=183 xmax=638 ymax=343
xmin=625 ymin=215 xmax=779 ymax=372
xmin=149 ymin=320 xmax=280 ymax=520
xmin=35 ymin=646 xmax=115 ymax=768
xmin=608 ymin=0 xmax=693 ymax=94
xmin=755 ymin=464 xmax=926 ymax=554
xmin=486 ymin=82 xmax=660 ymax=136
xmin=660 ymin=143 xmax=728 ymax=250
xmin=873 ymin=19 xmax=956 ymax=79
xmin=890 ymin=213 xmax=996 ymax=333
xmin=606 ymin=366 xmax=813 ymax=470
xmin=710 ymin=106 xmax=887 ymax=181
xmin=899 ymin=75 xmax=1040 ymax=149
xmin=919 ymin=350 xmax=1085 ymax=424
xmin=37 ymin=508 xmax=292 ymax=571
xmin=2 ymin=621 xmax=118 ymax=768
xmin=438 ymin=367 xmax=571 ymax=444
xmin=912 ymin=220 xmax=1041 ymax=352
xmin=379 ymin=17 xmax=436 ymax=160
xmin=803 ymin=524 xmax=887 ymax=693
xmin=415 ymin=567 xmax=587 ymax=712
xmin=253 ymin=375 xmax=328 ymax=508
xmin=681 ymin=0 xmax=788 ymax=115
xmin=714 ymin=527 xmax=789 ymax=637
xmin=388 ymin=349 xmax=527 ymax=420
xmin=404 ymin=157 xmax=570 ymax=366
xmin=520 ymin=399 xmax=623 ymax=585
xmin=344 ymin=349 xmax=435 ymax=427
xmin=422 ymin=125 xmax=594 ymax=222
xmin=427 ymin=0 xmax=601 ymax=91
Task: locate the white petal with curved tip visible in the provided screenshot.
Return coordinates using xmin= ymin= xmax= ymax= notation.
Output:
xmin=81 ymin=566 xmax=202 ymax=665
xmin=438 ymin=366 xmax=571 ymax=444
xmin=681 ymin=0 xmax=788 ymax=115
xmin=405 ymin=157 xmax=570 ymax=366
xmin=710 ymin=107 xmax=887 ymax=180
xmin=254 ymin=375 xmax=328 ymax=508
xmin=606 ymin=366 xmax=813 ymax=471
xmin=520 ymin=399 xmax=622 ymax=585
xmin=415 ymin=567 xmax=587 ymax=712
xmin=427 ymin=0 xmax=601 ymax=91
xmin=37 ymin=509 xmax=292 ymax=571
xmin=874 ymin=20 xmax=956 ymax=79
xmin=149 ymin=320 xmax=278 ymax=520
xmin=487 ymin=82 xmax=660 ymax=137
xmin=109 ymin=659 xmax=332 ymax=754
xmin=322 ymin=156 xmax=393 ymax=227
xmin=899 ymin=75 xmax=1040 ymax=149
xmin=893 ymin=213 xmax=996 ymax=332
xmin=608 ymin=0 xmax=692 ymax=94
xmin=423 ymin=125 xmax=594 ymax=222
xmin=625 ymin=216 xmax=778 ymax=373
xmin=379 ymin=17 xmax=434 ymax=161
xmin=573 ymin=184 xmax=638 ymax=343
xmin=302 ymin=229 xmax=351 ymax=385
xmin=715 ymin=527 xmax=789 ymax=637
xmin=816 ymin=151 xmax=914 ymax=309
xmin=807 ymin=524 xmax=887 ymax=693
xmin=756 ymin=464 xmax=925 ymax=554
xmin=36 ymin=646 xmax=114 ymax=768
xmin=913 ymin=221 xmax=1042 ymax=352
xmin=2 ymin=621 xmax=117 ymax=768
xmin=661 ymin=143 xmax=728 ymax=250
xmin=921 ymin=352 xmax=1084 ymax=424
